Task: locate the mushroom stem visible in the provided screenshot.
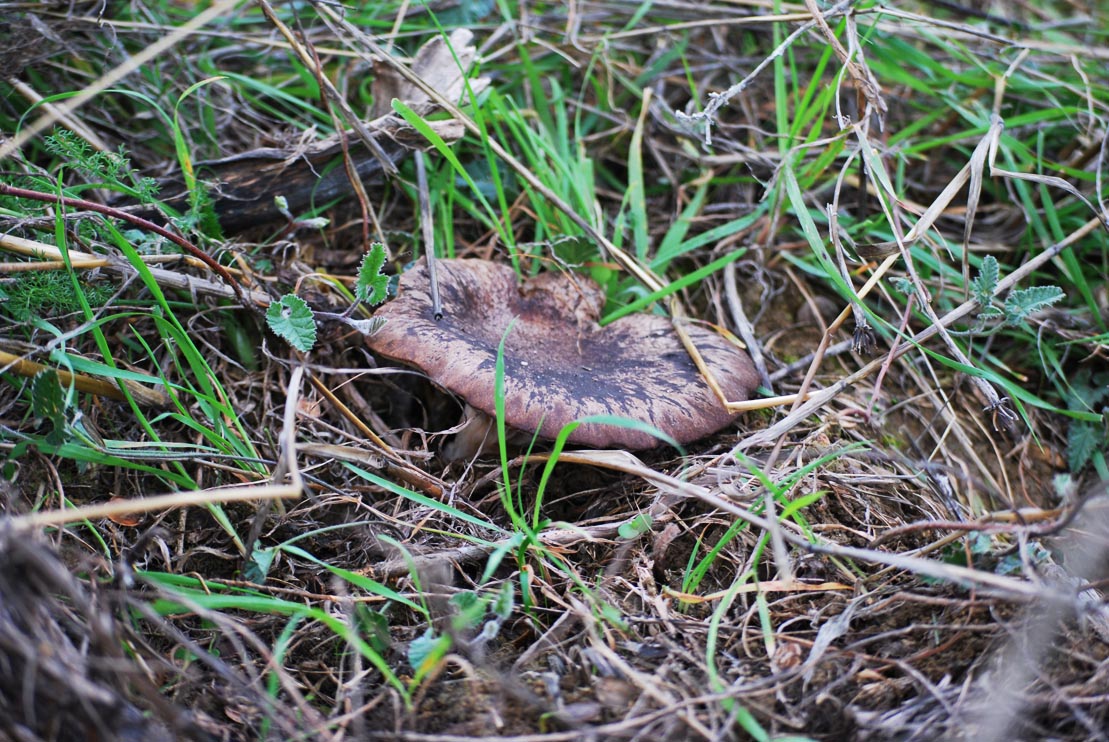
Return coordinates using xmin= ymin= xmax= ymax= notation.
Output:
xmin=444 ymin=405 xmax=532 ymax=460
xmin=443 ymin=405 xmax=495 ymax=461
xmin=415 ymin=150 xmax=443 ymax=320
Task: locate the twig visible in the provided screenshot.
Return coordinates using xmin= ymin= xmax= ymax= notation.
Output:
xmin=242 ymin=364 xmax=309 ymax=557
xmin=360 ymin=516 xmax=643 ymax=580
xmin=803 ymin=0 xmax=886 ymax=119
xmin=3 ymin=482 xmax=298 ymax=531
xmin=768 ymin=339 xmax=854 ymax=383
xmin=677 ymin=1 xmax=855 ymax=145
xmin=6 ymin=77 xmax=111 ymax=153
xmin=2 ymin=232 xmax=273 ymax=306
xmin=306 ymin=35 xmax=382 ymax=251
xmin=306 ymin=374 xmax=447 ymax=498
xmin=0 ymin=349 xmax=170 ymax=407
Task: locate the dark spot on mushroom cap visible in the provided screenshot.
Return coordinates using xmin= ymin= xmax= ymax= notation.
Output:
xmin=366 ymin=258 xmax=759 ymax=449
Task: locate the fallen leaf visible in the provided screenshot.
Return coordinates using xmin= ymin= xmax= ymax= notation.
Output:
xmin=370 ymin=29 xmax=490 ymax=119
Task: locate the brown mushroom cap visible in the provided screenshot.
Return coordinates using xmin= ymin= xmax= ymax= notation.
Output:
xmin=367 ymin=258 xmax=759 ymax=449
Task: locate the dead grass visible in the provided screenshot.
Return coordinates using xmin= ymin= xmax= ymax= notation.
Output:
xmin=2 ymin=1 xmax=1108 ymax=740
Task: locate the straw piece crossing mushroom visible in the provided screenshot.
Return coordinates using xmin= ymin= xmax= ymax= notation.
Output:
xmin=367 ymin=258 xmax=759 ymax=452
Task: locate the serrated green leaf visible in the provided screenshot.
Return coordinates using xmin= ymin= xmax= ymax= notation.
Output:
xmin=265 ymin=294 xmax=317 ymax=352
xmin=971 ymin=255 xmax=999 ymax=305
xmin=1067 ymin=421 xmax=1102 ymax=472
xmin=357 ymin=243 xmax=390 ymax=306
xmin=1004 ymin=285 xmax=1064 ymax=325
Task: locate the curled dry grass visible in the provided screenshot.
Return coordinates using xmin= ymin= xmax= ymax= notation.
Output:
xmin=1 ymin=1 xmax=1108 ymax=740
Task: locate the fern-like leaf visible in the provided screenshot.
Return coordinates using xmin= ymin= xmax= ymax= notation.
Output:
xmin=1067 ymin=421 xmax=1102 ymax=472
xmin=1003 ymin=285 xmax=1063 ymax=326
xmin=971 ymin=255 xmax=999 ymax=306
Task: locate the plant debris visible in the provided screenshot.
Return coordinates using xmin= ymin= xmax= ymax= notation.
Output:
xmin=1 ymin=2 xmax=1107 ymax=741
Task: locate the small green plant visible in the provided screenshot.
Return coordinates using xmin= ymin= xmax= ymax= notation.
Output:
xmin=265 ymin=242 xmax=391 ymax=352
xmin=28 ymin=365 xmax=108 ymax=452
xmin=43 ymin=129 xmax=160 ymax=202
xmin=1064 ymin=368 xmax=1109 ymax=473
xmin=971 ymin=255 xmax=1065 ymax=328
xmin=140 ymin=570 xmax=411 ymax=700
xmin=410 ymin=580 xmax=516 ymax=673
xmin=970 ymin=254 xmax=1001 ymax=308
xmin=1 ymin=270 xmax=113 ymax=322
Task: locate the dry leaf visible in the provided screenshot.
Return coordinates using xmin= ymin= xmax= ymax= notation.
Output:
xmin=370 ymin=28 xmax=489 ymax=119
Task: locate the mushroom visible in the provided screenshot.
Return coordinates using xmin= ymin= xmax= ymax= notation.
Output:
xmin=366 ymin=258 xmax=759 ymax=454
